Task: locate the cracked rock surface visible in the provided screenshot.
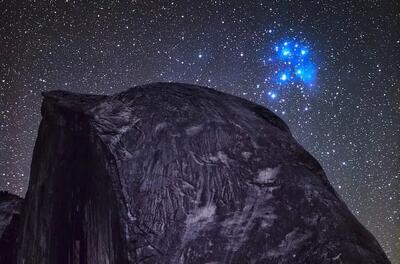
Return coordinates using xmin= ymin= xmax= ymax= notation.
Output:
xmin=12 ymin=83 xmax=389 ymax=263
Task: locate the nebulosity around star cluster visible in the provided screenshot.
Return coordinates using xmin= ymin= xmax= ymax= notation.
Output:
xmin=266 ymin=39 xmax=318 ymax=101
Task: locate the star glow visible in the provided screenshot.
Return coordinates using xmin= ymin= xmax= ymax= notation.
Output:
xmin=270 ymin=39 xmax=317 ymax=88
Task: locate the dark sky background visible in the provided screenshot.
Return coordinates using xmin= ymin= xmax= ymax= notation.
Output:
xmin=0 ymin=0 xmax=399 ymax=262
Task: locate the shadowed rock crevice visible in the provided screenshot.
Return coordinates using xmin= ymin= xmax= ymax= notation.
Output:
xmin=0 ymin=191 xmax=22 ymax=263
xmin=1 ymin=82 xmax=390 ymax=263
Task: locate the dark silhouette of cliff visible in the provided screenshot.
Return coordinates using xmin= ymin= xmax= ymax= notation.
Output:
xmin=0 ymin=191 xmax=22 ymax=263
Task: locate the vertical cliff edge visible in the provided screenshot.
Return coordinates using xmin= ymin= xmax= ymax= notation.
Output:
xmin=1 ymin=82 xmax=390 ymax=263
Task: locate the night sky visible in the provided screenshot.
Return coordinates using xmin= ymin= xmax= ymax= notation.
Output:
xmin=0 ymin=0 xmax=399 ymax=262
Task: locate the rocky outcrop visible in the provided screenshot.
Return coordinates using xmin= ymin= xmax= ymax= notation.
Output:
xmin=12 ymin=83 xmax=390 ymax=263
xmin=0 ymin=191 xmax=22 ymax=263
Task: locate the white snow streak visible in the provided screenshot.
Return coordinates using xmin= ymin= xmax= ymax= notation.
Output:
xmin=186 ymin=204 xmax=216 ymax=225
xmin=256 ymin=167 xmax=279 ymax=183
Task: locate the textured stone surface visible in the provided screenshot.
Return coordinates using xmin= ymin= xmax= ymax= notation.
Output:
xmin=14 ymin=83 xmax=389 ymax=263
xmin=0 ymin=191 xmax=22 ymax=263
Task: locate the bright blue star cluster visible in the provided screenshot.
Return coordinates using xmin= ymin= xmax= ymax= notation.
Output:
xmin=266 ymin=40 xmax=317 ymax=100
xmin=275 ymin=40 xmax=317 ymax=86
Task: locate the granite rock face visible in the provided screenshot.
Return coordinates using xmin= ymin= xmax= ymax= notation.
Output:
xmin=14 ymin=83 xmax=389 ymax=263
xmin=0 ymin=191 xmax=22 ymax=263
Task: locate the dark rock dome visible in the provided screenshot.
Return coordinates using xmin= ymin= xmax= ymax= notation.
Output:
xmin=12 ymin=83 xmax=390 ymax=263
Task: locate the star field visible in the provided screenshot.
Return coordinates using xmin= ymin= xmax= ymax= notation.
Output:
xmin=0 ymin=1 xmax=399 ymax=262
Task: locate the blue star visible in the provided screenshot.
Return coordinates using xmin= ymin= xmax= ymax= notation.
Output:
xmin=267 ymin=91 xmax=277 ymax=99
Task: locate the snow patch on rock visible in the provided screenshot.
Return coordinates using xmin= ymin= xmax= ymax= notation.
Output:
xmin=186 ymin=204 xmax=216 ymax=225
xmin=181 ymin=204 xmax=217 ymax=244
xmin=155 ymin=122 xmax=169 ymax=133
xmin=185 ymin=124 xmax=203 ymax=136
xmin=221 ymin=199 xmax=277 ymax=252
xmin=209 ymin=151 xmax=229 ymax=167
xmin=267 ymin=228 xmax=312 ymax=257
xmin=241 ymin=151 xmax=252 ymax=160
xmin=256 ymin=167 xmax=279 ymax=183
